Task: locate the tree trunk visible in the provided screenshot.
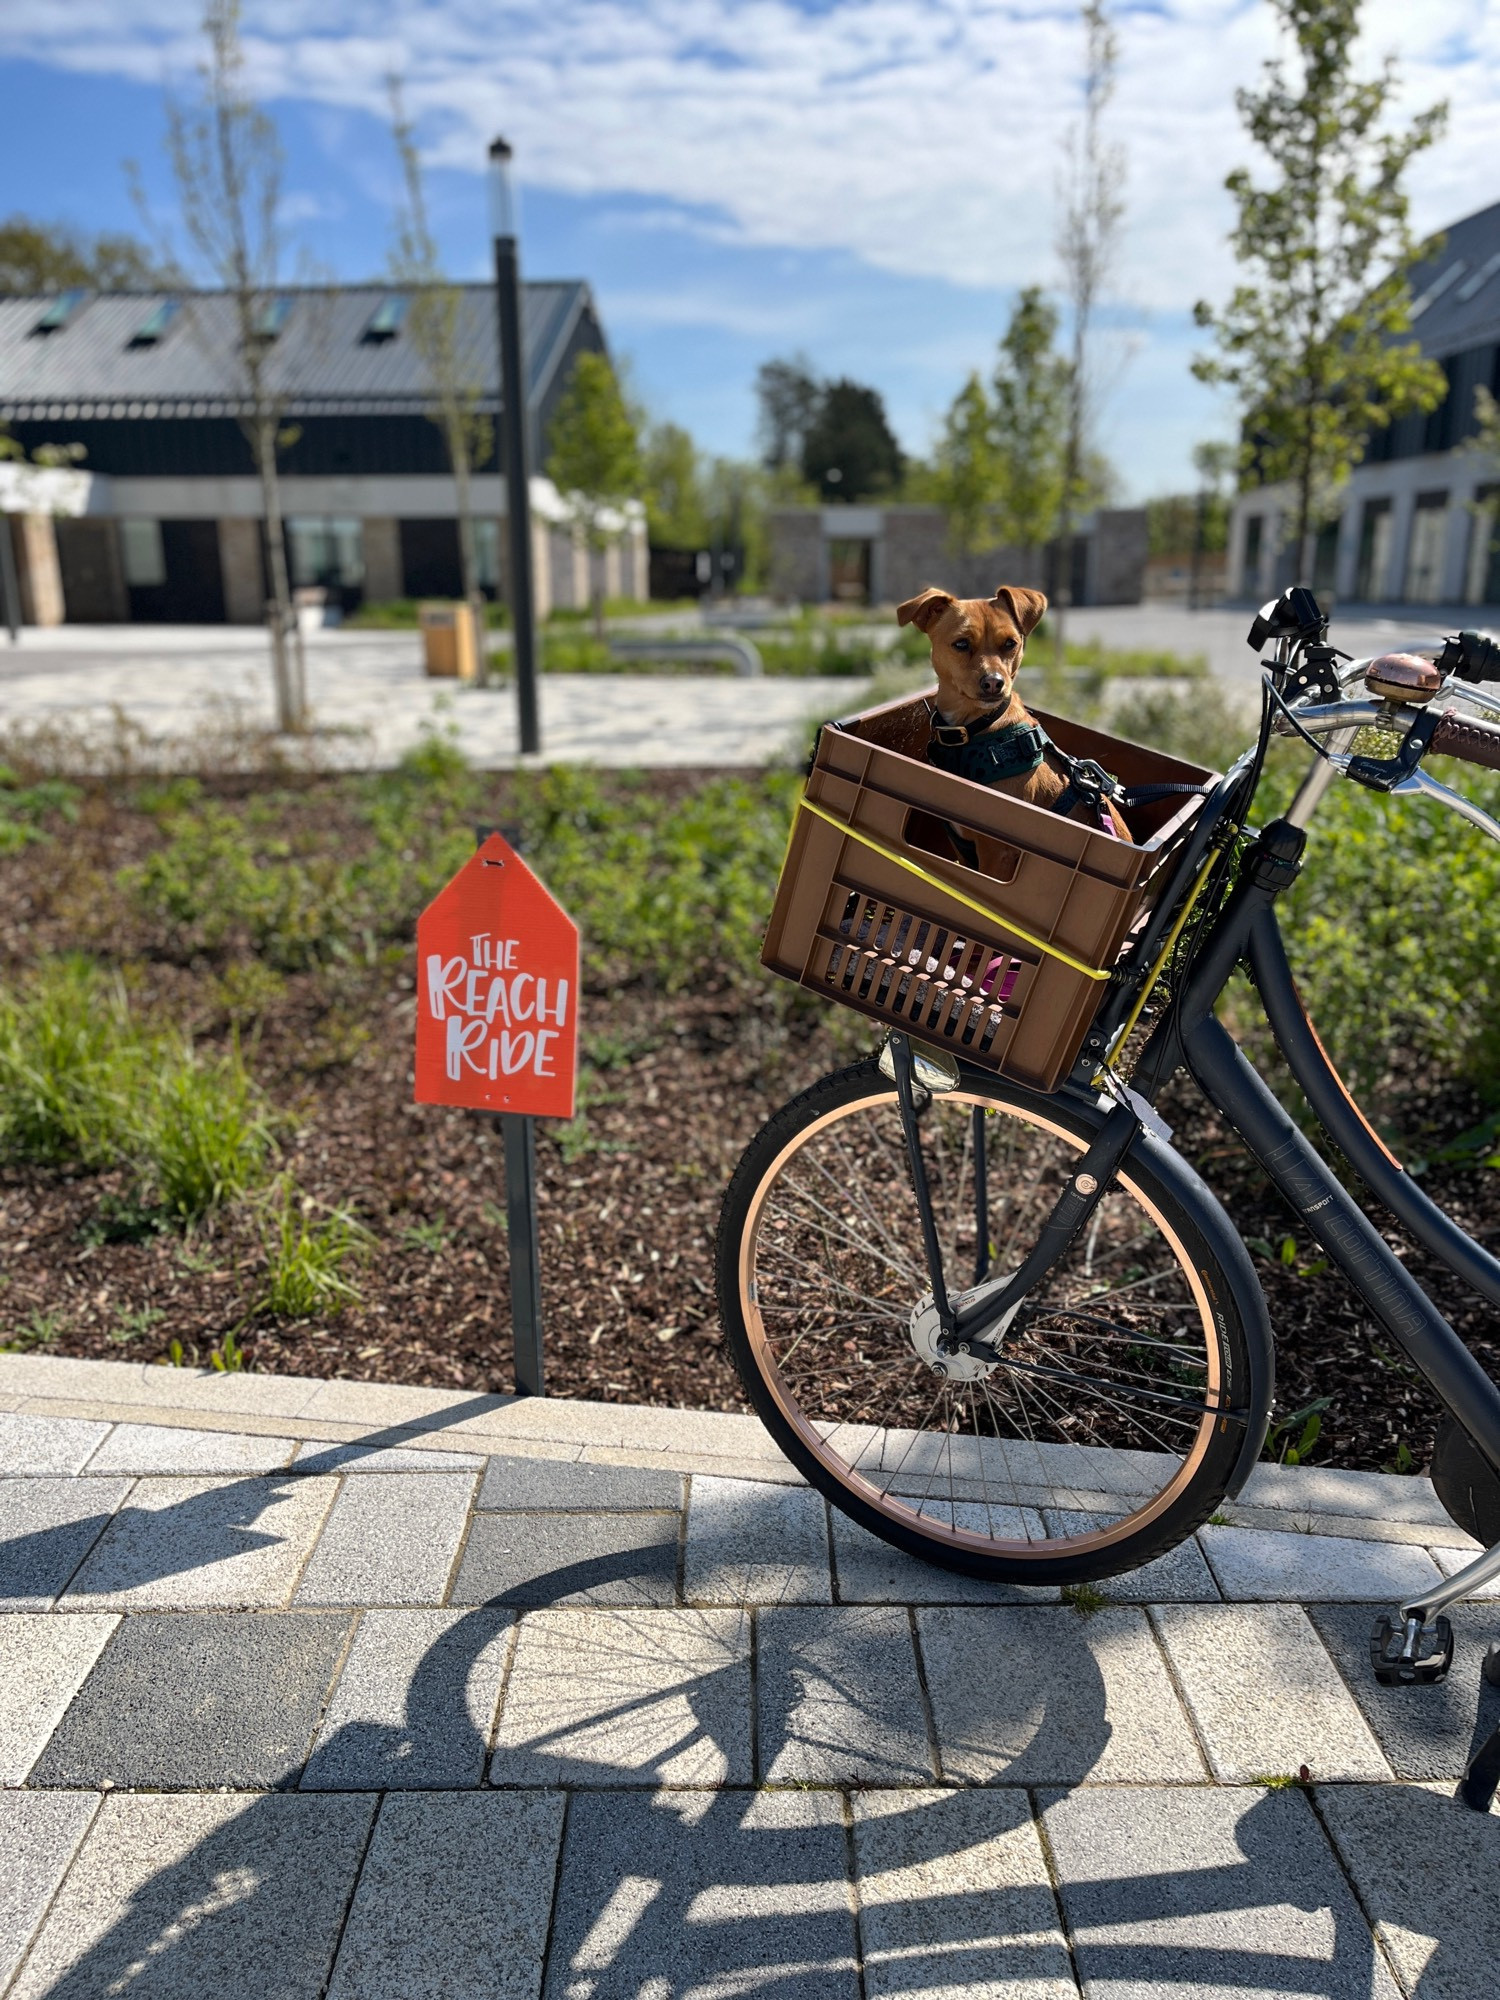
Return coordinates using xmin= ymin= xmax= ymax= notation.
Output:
xmin=253 ymin=414 xmax=299 ymax=733
xmin=450 ymin=425 xmax=487 ymax=689
xmin=591 ymin=542 xmax=606 ymax=645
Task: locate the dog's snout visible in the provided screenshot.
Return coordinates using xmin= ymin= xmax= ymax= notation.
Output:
xmin=978 ymin=672 xmax=1007 ymax=699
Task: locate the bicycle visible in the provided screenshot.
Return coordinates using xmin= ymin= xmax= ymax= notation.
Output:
xmin=716 ymin=587 xmax=1500 ymax=1809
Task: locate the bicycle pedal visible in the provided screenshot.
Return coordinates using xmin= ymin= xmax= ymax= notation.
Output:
xmin=1370 ymin=1611 xmax=1454 ymax=1685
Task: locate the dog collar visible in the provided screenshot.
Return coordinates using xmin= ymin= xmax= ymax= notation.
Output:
xmin=930 ymin=702 xmax=1011 ymax=748
xmin=928 ymin=719 xmax=1050 ymax=787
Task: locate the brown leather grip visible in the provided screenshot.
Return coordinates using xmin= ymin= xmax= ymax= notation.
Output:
xmin=1431 ymin=712 xmax=1500 ymax=772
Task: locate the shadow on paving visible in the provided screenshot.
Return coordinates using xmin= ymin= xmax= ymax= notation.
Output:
xmin=0 ymin=1417 xmax=1485 ymax=1996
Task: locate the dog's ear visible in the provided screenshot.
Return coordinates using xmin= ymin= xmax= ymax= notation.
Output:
xmin=991 ymin=586 xmax=1047 ymax=637
xmin=896 ymin=587 xmax=955 ymax=634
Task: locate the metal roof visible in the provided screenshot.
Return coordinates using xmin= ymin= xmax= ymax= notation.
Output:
xmin=0 ymin=281 xmax=594 ymax=421
xmin=1404 ymin=199 xmax=1500 ymax=358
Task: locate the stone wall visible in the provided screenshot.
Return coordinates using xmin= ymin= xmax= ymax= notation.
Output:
xmin=362 ymin=517 xmax=402 ymax=603
xmin=767 ymin=511 xmax=822 ymax=603
xmin=1093 ymin=510 xmax=1149 ymax=606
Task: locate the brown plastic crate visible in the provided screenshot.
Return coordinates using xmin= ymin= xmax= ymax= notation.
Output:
xmin=762 ymin=687 xmax=1214 ymax=1092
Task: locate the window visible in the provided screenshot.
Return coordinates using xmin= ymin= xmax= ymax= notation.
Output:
xmin=1404 ymin=492 xmax=1449 ymax=603
xmin=1467 ymin=486 xmax=1500 ymax=606
xmin=120 ymin=519 xmax=166 ymax=588
xmin=1312 ymin=520 xmax=1340 ymax=596
xmin=1458 ymin=252 xmax=1500 ymax=303
xmin=362 ymin=296 xmax=408 ymax=343
xmin=253 ymin=296 xmax=294 ymax=341
xmin=1355 ymin=499 xmax=1393 ymax=602
xmin=1411 ymin=260 xmax=1467 ymax=320
xmin=130 ymin=300 xmax=180 ymax=347
xmin=33 ymin=288 xmax=88 ymax=335
xmin=1241 ymin=515 xmax=1263 ymax=595
xmin=286 ymin=517 xmax=364 ymax=590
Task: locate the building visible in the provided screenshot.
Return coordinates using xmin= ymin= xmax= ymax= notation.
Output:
xmin=767 ymin=504 xmax=1149 ymax=608
xmin=0 ymin=282 xmax=646 ymax=625
xmin=1228 ymin=197 xmax=1500 ymax=607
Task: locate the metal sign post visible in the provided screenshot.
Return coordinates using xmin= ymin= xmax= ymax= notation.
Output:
xmin=0 ymin=516 xmax=20 ymax=644
xmin=488 ymin=137 xmax=541 ymax=757
xmin=414 ymin=830 xmax=579 ymax=1396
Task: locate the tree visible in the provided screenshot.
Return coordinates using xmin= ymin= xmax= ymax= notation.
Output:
xmin=1193 ymin=0 xmax=1448 ymax=581
xmin=545 ymin=352 xmax=643 ymax=638
xmin=0 ymin=216 xmax=168 ymax=294
xmin=755 ymin=357 xmax=822 ymax=472
xmin=930 ymin=373 xmax=1002 ymax=554
xmin=152 ymin=0 xmax=304 ymax=731
xmin=992 ymin=286 xmax=1073 ymax=573
xmin=801 ymin=379 xmax=902 ymax=502
xmin=1053 ymin=0 xmax=1127 ymax=665
xmin=642 ymin=421 xmax=709 ymax=550
xmin=388 ymin=81 xmax=493 ymax=680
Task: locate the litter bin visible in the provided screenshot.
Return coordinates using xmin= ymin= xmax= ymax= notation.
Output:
xmin=419 ymin=600 xmax=479 ymax=680
xmin=295 ymin=585 xmax=340 ymax=634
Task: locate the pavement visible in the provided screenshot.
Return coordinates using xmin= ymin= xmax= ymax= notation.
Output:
xmin=2 ymin=603 xmax=1485 ymax=775
xmin=1 ymin=1349 xmax=1497 ymax=1998
xmin=0 ymin=625 xmax=860 ymax=772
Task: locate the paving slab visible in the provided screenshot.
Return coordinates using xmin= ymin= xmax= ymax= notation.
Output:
xmin=294 ymin=1471 xmax=475 ymax=1606
xmin=1220 ymin=1501 xmax=1479 ymax=1550
xmin=1317 ymin=1782 xmax=1500 ymax=1998
xmin=62 ymin=1473 xmax=339 ymax=1610
xmin=1041 ymin=1782 xmax=1401 ymax=2000
xmin=1198 ymin=1523 xmax=1444 ymax=1602
xmin=1429 ymin=1542 xmax=1500 ymax=1598
xmin=0 ymin=1612 xmax=119 ymax=1784
xmin=31 ymin=1610 xmax=353 ymax=1790
xmin=758 ymin=1605 xmax=934 ymax=1784
xmin=0 ymin=1791 xmax=100 ymax=1992
xmin=83 ymin=1422 xmax=296 ymax=1476
xmin=477 ymin=1452 xmax=683 ymax=1511
xmin=918 ymin=1606 xmax=1204 ymax=1784
xmin=0 ymin=1475 xmax=132 ymax=1609
xmin=851 ymin=1788 xmax=1078 ymax=2000
xmin=291 ymin=1439 xmax=485 ymax=1474
xmin=490 ymin=1607 xmax=751 ymax=1787
xmin=302 ymin=1608 xmax=514 ymax=1790
xmin=1041 ymin=1513 xmax=1220 ymax=1601
xmin=451 ymin=1509 xmax=680 ymax=1607
xmin=1152 ymin=1602 xmax=1390 ymax=1783
xmin=327 ymin=1790 xmax=565 ymax=2000
xmin=1237 ymin=1461 xmax=1454 ymax=1528
xmin=0 ymin=1412 xmax=111 ymax=1475
xmin=543 ymin=1788 xmax=859 ymax=1999
xmin=9 ymin=1789 xmax=376 ymax=2000
xmin=685 ymin=1474 xmax=832 ymax=1604
xmin=1310 ymin=1602 xmax=1500 ymax=1781
xmin=831 ymin=1505 xmax=1058 ymax=1606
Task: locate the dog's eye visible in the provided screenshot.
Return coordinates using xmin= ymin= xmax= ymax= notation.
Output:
xmin=1000 ymin=639 xmax=1018 ymax=656
xmin=952 ymin=637 xmax=971 ymax=654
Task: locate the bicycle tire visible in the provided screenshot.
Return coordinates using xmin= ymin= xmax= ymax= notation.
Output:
xmin=716 ymin=1058 xmax=1271 ymax=1585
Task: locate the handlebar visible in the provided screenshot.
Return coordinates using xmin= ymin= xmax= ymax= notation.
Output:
xmin=1431 ymin=711 xmax=1500 ymax=771
xmin=1437 ymin=629 xmax=1500 ymax=684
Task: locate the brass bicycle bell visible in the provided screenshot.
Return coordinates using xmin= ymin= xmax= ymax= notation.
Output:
xmin=1365 ymin=652 xmax=1441 ymax=703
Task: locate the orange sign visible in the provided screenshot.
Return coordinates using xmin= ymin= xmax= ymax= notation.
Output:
xmin=414 ymin=832 xmax=579 ymax=1118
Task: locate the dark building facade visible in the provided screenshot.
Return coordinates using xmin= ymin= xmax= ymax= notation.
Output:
xmin=0 ymin=280 xmax=646 ymax=624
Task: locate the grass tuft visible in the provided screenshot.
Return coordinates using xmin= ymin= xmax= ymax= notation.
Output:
xmin=256 ymin=1180 xmax=370 ymax=1318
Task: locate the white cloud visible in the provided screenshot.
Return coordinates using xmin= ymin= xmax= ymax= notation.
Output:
xmin=6 ymin=1 xmax=1496 ymax=324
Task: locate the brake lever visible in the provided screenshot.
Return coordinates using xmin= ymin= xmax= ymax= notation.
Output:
xmin=1390 ymin=766 xmax=1500 ymax=846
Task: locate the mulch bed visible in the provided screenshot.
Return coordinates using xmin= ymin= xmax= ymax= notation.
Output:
xmin=3 ymin=768 xmax=1497 ymax=1477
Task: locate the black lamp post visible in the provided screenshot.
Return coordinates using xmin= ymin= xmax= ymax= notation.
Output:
xmin=489 ymin=137 xmax=540 ymax=756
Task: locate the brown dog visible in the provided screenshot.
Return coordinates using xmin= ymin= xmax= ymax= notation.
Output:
xmin=896 ymin=584 xmax=1131 ymax=850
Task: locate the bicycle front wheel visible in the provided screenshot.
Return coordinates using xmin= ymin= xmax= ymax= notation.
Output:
xmin=717 ymin=1060 xmax=1264 ymax=1584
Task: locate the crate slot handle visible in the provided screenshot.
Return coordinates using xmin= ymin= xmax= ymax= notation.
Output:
xmin=797 ymin=795 xmax=1112 ymax=982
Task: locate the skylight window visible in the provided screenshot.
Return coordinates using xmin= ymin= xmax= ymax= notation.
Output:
xmin=253 ymin=296 xmax=294 ymax=340
xmin=1456 ymin=252 xmax=1500 ymax=304
xmin=33 ymin=288 xmax=88 ymax=335
xmin=1411 ymin=260 xmax=1467 ymax=320
xmin=363 ymin=295 xmax=408 ymax=342
xmin=130 ymin=299 xmax=181 ymax=347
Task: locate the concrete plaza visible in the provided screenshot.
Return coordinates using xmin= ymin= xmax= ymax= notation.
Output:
xmin=1 ymin=1350 xmax=1497 ymax=1998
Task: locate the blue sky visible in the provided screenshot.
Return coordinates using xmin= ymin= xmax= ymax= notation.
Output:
xmin=1 ymin=2 xmax=1493 ymax=498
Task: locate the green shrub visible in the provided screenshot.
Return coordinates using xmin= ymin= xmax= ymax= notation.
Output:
xmin=0 ymin=765 xmax=81 ymax=853
xmin=256 ymin=1181 xmax=369 ymax=1316
xmin=0 ymin=959 xmax=274 ymax=1219
xmin=147 ymin=1051 xmax=274 ymax=1219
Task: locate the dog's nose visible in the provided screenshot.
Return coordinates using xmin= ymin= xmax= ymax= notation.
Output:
xmin=978 ymin=673 xmax=1007 ymax=699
